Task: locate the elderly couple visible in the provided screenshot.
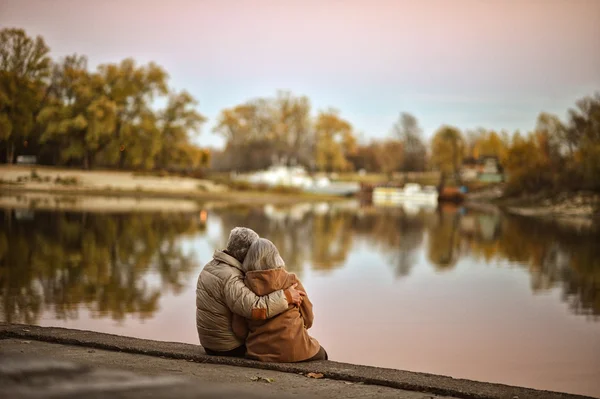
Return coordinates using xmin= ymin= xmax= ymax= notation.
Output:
xmin=195 ymin=227 xmax=327 ymax=362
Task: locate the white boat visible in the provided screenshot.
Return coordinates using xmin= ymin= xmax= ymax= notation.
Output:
xmin=303 ymin=182 xmax=360 ymax=197
xmin=245 ymin=165 xmax=315 ymax=188
xmin=372 ymin=183 xmax=438 ymax=207
xmin=240 ymin=165 xmax=360 ymax=196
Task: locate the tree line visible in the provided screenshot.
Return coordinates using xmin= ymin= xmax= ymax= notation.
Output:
xmin=212 ymin=88 xmax=600 ymax=196
xmin=2 ymin=28 xmax=599 ymax=194
xmin=0 ymin=28 xmax=208 ymax=170
xmin=427 ymin=95 xmax=600 ymax=194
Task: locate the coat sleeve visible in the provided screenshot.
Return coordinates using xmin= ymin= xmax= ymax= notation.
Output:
xmin=223 ymin=274 xmax=289 ymax=320
xmin=296 ymin=280 xmax=314 ymax=329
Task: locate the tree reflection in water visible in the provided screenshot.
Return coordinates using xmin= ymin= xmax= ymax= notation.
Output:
xmin=213 ymin=202 xmax=599 ymax=319
xmin=1 ymin=203 xmax=598 ymax=325
xmin=463 ymin=211 xmax=600 ymax=319
xmin=0 ymin=209 xmax=202 ymax=324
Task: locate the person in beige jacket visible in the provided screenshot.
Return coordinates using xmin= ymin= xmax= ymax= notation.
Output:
xmin=232 ymin=238 xmax=327 ymax=362
xmin=196 ymin=227 xmax=305 ymax=357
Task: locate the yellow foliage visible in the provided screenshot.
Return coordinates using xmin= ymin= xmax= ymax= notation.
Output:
xmin=314 ymin=110 xmax=357 ymax=172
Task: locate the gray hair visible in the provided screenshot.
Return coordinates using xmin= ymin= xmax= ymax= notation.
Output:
xmin=226 ymin=227 xmax=260 ymax=262
xmin=242 ymin=238 xmax=285 ymax=272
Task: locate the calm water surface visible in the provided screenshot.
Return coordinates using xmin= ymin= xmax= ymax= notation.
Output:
xmin=1 ymin=201 xmax=599 ymax=397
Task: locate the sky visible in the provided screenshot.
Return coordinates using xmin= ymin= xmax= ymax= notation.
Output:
xmin=1 ymin=0 xmax=599 ymax=148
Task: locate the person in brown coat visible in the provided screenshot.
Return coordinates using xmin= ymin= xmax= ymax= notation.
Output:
xmin=232 ymin=238 xmax=328 ymax=363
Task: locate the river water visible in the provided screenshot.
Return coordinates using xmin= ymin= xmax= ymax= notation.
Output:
xmin=1 ymin=200 xmax=599 ymax=397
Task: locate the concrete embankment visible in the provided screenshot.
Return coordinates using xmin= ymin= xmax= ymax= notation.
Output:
xmin=0 ymin=324 xmax=594 ymax=399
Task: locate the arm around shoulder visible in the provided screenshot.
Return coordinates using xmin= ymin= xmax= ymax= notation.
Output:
xmin=223 ymin=275 xmax=289 ymax=320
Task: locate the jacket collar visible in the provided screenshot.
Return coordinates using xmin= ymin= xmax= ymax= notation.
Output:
xmin=213 ymin=250 xmax=243 ymax=271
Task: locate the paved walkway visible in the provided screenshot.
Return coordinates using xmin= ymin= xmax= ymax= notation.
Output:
xmin=0 ymin=324 xmax=594 ymax=399
xmin=1 ymin=339 xmax=454 ymax=399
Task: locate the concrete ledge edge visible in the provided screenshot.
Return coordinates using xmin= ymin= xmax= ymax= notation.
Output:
xmin=0 ymin=323 xmax=594 ymax=399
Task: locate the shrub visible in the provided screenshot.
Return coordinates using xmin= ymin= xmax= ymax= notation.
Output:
xmin=54 ymin=176 xmax=80 ymax=186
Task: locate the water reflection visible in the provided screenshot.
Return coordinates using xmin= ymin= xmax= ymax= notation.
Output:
xmin=215 ymin=202 xmax=599 ymax=320
xmin=1 ymin=202 xmax=599 ymax=325
xmin=0 ymin=210 xmax=203 ymax=324
xmin=350 ymin=207 xmax=429 ymax=277
xmin=466 ymin=212 xmax=600 ymax=319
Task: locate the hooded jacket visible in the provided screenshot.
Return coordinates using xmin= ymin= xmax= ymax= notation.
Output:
xmin=232 ymin=268 xmax=321 ymax=362
xmin=196 ymin=250 xmax=289 ymax=351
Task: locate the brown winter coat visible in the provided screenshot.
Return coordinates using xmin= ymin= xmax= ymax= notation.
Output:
xmin=232 ymin=268 xmax=321 ymax=362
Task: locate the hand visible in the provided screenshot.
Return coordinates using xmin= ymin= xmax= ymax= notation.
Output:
xmin=286 ymin=283 xmax=306 ymax=306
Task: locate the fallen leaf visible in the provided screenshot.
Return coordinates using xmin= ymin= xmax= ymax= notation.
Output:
xmin=344 ymin=381 xmax=353 ymax=385
xmin=250 ymin=376 xmax=274 ymax=383
xmin=306 ymin=372 xmax=324 ymax=379
xmin=21 ymin=341 xmax=31 ymax=344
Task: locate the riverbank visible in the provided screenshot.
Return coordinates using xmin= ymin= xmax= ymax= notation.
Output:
xmin=0 ymin=191 xmax=204 ymax=213
xmin=466 ymin=185 xmax=600 ymax=228
xmin=0 ymin=191 xmax=359 ymax=214
xmin=0 ymin=324 xmax=593 ymax=399
xmin=2 ymin=166 xmax=598 ymax=226
xmin=0 ymin=165 xmax=342 ymax=205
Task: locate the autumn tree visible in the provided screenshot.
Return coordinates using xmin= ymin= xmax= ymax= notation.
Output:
xmin=464 ymin=128 xmax=483 ymax=159
xmin=38 ymin=55 xmax=117 ymax=169
xmin=213 ymin=102 xmax=273 ymax=171
xmin=533 ymin=113 xmax=566 ymax=181
xmin=35 ymin=54 xmax=206 ymax=171
xmin=536 ymin=113 xmax=567 ymax=154
xmin=0 ymin=28 xmax=51 ymax=163
xmin=478 ymin=131 xmax=508 ymax=163
xmin=314 ymin=109 xmax=357 ymax=172
xmin=271 ymin=91 xmax=313 ymax=165
xmin=156 ymin=90 xmax=207 ymax=169
xmin=431 ymin=125 xmax=465 ymax=184
xmin=392 ymin=112 xmax=427 ymax=172
xmin=347 ymin=142 xmax=380 ymax=172
xmin=504 ymin=94 xmax=600 ymax=194
xmin=97 ymin=58 xmax=169 ymax=169
xmin=213 ymin=91 xmax=313 ymax=171
xmin=504 ymin=132 xmax=551 ymax=194
xmin=565 ymin=93 xmax=600 ymax=189
xmin=347 ymin=139 xmax=402 ymax=175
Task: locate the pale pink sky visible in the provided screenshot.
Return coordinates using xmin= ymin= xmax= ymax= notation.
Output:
xmin=1 ymin=0 xmax=599 ymax=147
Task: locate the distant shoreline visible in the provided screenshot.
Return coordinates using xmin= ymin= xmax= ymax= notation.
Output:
xmin=0 ymin=185 xmax=340 ymax=204
xmin=2 ymin=166 xmax=598 ymax=225
xmin=0 ymin=165 xmax=343 ymax=206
